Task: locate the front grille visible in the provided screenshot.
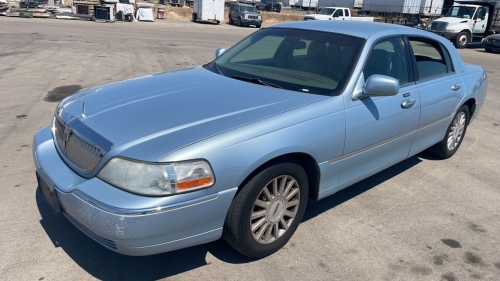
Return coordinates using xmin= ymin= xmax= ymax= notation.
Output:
xmin=248 ymin=15 xmax=258 ymax=19
xmin=430 ymin=21 xmax=447 ymax=32
xmin=64 ymin=212 xmax=118 ymax=250
xmin=65 ymin=133 xmax=103 ymax=173
xmin=53 ymin=115 xmax=110 ymax=174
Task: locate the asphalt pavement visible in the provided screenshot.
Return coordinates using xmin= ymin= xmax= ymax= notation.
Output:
xmin=0 ymin=17 xmax=499 ymax=281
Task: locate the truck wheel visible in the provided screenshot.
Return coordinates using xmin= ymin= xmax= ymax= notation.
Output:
xmin=485 ymin=48 xmax=493 ymax=53
xmin=223 ymin=162 xmax=309 ymax=258
xmin=192 ymin=13 xmax=197 ymax=22
xmin=454 ymin=31 xmax=469 ymax=49
xmin=228 ymin=15 xmax=233 ymax=25
xmin=256 ymin=24 xmax=261 ymax=28
xmin=238 ymin=17 xmax=243 ymax=27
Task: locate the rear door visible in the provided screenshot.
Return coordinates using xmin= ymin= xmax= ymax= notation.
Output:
xmin=406 ymin=37 xmax=465 ymax=156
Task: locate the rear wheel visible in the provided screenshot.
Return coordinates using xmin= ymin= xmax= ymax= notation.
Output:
xmin=429 ymin=105 xmax=469 ymax=159
xmin=191 ymin=12 xmax=197 ymax=22
xmin=223 ymin=162 xmax=309 ymax=258
xmin=454 ymin=31 xmax=469 ymax=49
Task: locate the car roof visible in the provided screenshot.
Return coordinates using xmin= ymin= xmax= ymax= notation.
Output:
xmin=236 ymin=2 xmax=254 ymax=7
xmin=268 ymin=21 xmax=430 ymax=40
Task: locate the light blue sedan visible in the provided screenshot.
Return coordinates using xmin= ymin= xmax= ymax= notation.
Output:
xmin=33 ymin=21 xmax=488 ymax=258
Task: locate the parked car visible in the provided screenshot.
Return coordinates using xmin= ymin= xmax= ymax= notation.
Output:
xmin=33 ymin=21 xmax=487 ymax=258
xmin=303 ymin=6 xmax=374 ymax=21
xmin=229 ymin=2 xmax=262 ymax=27
xmin=256 ymin=0 xmax=280 ymax=12
xmin=484 ymin=33 xmax=500 ymax=53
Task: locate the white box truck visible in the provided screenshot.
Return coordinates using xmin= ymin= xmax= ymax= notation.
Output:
xmin=429 ymin=0 xmax=500 ymax=48
xmin=192 ymin=0 xmax=225 ymax=24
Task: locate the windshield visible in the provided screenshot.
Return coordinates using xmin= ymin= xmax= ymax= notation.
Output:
xmin=445 ymin=6 xmax=477 ymax=19
xmin=318 ymin=8 xmax=335 ymax=15
xmin=207 ymin=28 xmax=364 ymax=96
xmin=240 ymin=6 xmax=257 ymax=13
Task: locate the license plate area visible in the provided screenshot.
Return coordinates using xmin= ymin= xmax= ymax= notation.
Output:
xmin=36 ymin=169 xmax=61 ymax=213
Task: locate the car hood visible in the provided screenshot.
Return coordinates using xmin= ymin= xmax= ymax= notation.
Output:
xmin=243 ymin=12 xmax=260 ymax=16
xmin=58 ymin=67 xmax=326 ymax=161
xmin=487 ymin=34 xmax=500 ymax=40
xmin=435 ymin=17 xmax=470 ymax=24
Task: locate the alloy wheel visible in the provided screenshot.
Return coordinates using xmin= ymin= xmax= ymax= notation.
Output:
xmin=250 ymin=175 xmax=300 ymax=244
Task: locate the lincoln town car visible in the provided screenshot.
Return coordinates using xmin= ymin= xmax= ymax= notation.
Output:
xmin=33 ymin=21 xmax=488 ymax=258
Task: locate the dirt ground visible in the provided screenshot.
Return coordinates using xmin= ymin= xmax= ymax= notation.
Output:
xmin=159 ymin=6 xmax=303 ymax=26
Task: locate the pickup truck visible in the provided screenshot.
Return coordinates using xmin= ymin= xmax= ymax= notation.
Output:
xmin=303 ymin=7 xmax=374 ymax=21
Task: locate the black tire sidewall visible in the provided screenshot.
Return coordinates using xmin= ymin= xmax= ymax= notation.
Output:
xmin=227 ymin=162 xmax=309 ymax=258
xmin=455 ymin=32 xmax=468 ymax=49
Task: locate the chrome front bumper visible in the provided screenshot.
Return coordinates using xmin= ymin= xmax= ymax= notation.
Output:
xmin=33 ymin=125 xmax=237 ymax=256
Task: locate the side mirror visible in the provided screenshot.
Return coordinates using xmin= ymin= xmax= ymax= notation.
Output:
xmin=352 ymin=74 xmax=399 ymax=100
xmin=215 ymin=47 xmax=226 ymax=58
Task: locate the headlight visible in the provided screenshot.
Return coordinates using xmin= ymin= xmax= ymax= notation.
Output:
xmin=97 ymin=158 xmax=214 ymax=196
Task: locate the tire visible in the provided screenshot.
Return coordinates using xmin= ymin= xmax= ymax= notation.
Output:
xmin=454 ymin=31 xmax=469 ymax=49
xmin=256 ymin=24 xmax=261 ymax=28
xmin=485 ymin=48 xmax=493 ymax=53
xmin=191 ymin=13 xmax=197 ymax=22
xmin=223 ymin=162 xmax=309 ymax=258
xmin=429 ymin=105 xmax=469 ymax=159
xmin=228 ymin=14 xmax=233 ymax=25
xmin=238 ymin=17 xmax=243 ymax=27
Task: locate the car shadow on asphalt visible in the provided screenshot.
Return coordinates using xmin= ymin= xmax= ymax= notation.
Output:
xmin=36 ymin=153 xmax=424 ymax=280
xmin=302 ymin=154 xmax=422 ymax=222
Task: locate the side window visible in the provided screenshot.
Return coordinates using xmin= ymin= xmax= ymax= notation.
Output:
xmin=363 ymin=37 xmax=409 ymax=84
xmin=409 ymin=38 xmax=450 ymax=79
xmin=333 ymin=9 xmax=343 ymax=17
xmin=344 ymin=9 xmax=349 ymax=16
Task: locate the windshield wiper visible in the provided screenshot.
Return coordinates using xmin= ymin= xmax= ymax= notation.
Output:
xmin=232 ymin=76 xmax=283 ymax=89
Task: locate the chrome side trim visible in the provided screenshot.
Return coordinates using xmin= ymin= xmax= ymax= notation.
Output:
xmin=329 ymin=114 xmax=451 ymax=164
xmin=72 ymin=190 xmax=219 ymax=216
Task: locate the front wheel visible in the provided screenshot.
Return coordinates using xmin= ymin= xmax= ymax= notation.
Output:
xmin=454 ymin=31 xmax=469 ymax=49
xmin=485 ymin=48 xmax=493 ymax=53
xmin=191 ymin=13 xmax=197 ymax=22
xmin=228 ymin=15 xmax=233 ymax=25
xmin=429 ymin=105 xmax=469 ymax=159
xmin=238 ymin=17 xmax=243 ymax=27
xmin=223 ymin=162 xmax=309 ymax=258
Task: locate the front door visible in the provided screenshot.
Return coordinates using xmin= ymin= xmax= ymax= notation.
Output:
xmin=339 ymin=36 xmax=420 ymax=189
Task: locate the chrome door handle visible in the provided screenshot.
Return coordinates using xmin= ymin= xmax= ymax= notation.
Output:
xmin=451 ymin=84 xmax=462 ymax=91
xmin=401 ymin=99 xmax=416 ymax=109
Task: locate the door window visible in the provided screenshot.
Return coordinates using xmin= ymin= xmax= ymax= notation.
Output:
xmin=363 ymin=37 xmax=409 ymax=84
xmin=409 ymin=38 xmax=452 ymax=80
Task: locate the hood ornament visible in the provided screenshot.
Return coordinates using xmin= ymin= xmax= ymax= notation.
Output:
xmin=81 ymin=102 xmax=86 ymax=118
